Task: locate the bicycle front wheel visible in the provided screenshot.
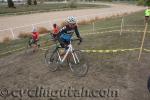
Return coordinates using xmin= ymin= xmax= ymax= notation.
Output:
xmin=68 ymin=50 xmax=88 ymax=77
xmin=45 ymin=47 xmax=59 ymax=72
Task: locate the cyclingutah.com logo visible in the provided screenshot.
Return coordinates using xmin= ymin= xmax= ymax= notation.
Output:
xmin=0 ymin=86 xmax=119 ymax=99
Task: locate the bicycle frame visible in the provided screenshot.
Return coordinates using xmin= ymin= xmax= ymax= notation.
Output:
xmin=56 ymin=41 xmax=80 ymax=64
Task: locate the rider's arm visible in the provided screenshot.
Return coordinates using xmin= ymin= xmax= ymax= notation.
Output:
xmin=75 ymin=26 xmax=81 ymax=37
xmin=57 ymin=26 xmax=66 ymax=37
xmin=75 ymin=26 xmax=82 ymax=42
xmin=59 ymin=26 xmax=67 ymax=34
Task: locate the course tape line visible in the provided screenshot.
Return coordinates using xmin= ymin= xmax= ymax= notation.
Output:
xmin=82 ymin=30 xmax=150 ymax=36
xmin=143 ymin=49 xmax=150 ymax=52
xmin=40 ymin=47 xmax=141 ymax=53
xmin=0 ymin=29 xmax=150 ymax=56
xmin=1 ymin=46 xmax=150 ymax=56
xmin=0 ymin=47 xmax=25 ymax=56
xmin=80 ymin=48 xmax=140 ymax=53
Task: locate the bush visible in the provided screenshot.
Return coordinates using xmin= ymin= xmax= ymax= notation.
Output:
xmin=37 ymin=27 xmax=49 ymax=34
xmin=60 ymin=21 xmax=67 ymax=28
xmin=27 ymin=0 xmax=32 ymax=5
xmin=67 ymin=0 xmax=78 ymax=8
xmin=137 ymin=0 xmax=145 ymax=5
xmin=78 ymin=20 xmax=89 ymax=25
xmin=18 ymin=32 xmax=32 ymax=38
xmin=94 ymin=0 xmax=112 ymax=2
xmin=145 ymin=0 xmax=150 ymax=6
xmin=2 ymin=37 xmax=12 ymax=44
xmin=78 ymin=17 xmax=101 ymax=25
xmin=137 ymin=0 xmax=150 ymax=6
xmin=95 ymin=16 xmax=101 ymax=20
xmin=89 ymin=16 xmax=102 ymax=23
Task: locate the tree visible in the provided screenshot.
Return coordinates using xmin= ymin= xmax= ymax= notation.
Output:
xmin=2 ymin=0 xmax=4 ymax=3
xmin=33 ymin=0 xmax=37 ymax=5
xmin=27 ymin=0 xmax=32 ymax=5
xmin=7 ymin=0 xmax=16 ymax=8
xmin=39 ymin=0 xmax=44 ymax=4
xmin=145 ymin=0 xmax=150 ymax=6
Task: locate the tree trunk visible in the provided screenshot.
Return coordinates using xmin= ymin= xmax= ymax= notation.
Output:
xmin=27 ymin=0 xmax=32 ymax=5
xmin=7 ymin=0 xmax=16 ymax=8
xmin=33 ymin=0 xmax=37 ymax=5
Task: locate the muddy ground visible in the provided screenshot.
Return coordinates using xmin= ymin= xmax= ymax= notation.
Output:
xmin=0 ymin=31 xmax=150 ymax=100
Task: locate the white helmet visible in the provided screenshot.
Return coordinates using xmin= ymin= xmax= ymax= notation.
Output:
xmin=32 ymin=27 xmax=37 ymax=32
xmin=67 ymin=16 xmax=77 ymax=24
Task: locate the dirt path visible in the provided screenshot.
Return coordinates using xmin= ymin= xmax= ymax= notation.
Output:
xmin=0 ymin=43 xmax=150 ymax=100
xmin=0 ymin=24 xmax=150 ymax=100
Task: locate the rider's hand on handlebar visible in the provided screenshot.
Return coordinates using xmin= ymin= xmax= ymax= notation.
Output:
xmin=78 ymin=37 xmax=82 ymax=45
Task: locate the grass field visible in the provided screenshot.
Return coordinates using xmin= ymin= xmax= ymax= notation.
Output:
xmin=0 ymin=10 xmax=150 ymax=57
xmin=0 ymin=10 xmax=150 ymax=100
xmin=0 ymin=3 xmax=108 ymax=15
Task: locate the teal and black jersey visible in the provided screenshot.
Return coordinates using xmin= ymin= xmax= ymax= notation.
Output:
xmin=59 ymin=25 xmax=80 ymax=42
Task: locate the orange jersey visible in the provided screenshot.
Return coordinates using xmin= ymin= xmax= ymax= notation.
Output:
xmin=53 ymin=27 xmax=59 ymax=34
xmin=32 ymin=32 xmax=39 ymax=40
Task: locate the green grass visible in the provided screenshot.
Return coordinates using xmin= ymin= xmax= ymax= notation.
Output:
xmin=0 ymin=3 xmax=108 ymax=15
xmin=0 ymin=10 xmax=150 ymax=57
xmin=112 ymin=0 xmax=138 ymax=5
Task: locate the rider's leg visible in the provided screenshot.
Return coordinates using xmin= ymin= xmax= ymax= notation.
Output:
xmin=58 ymin=38 xmax=66 ymax=56
xmin=32 ymin=39 xmax=39 ymax=52
xmin=58 ymin=38 xmax=70 ymax=57
xmin=29 ymin=38 xmax=34 ymax=47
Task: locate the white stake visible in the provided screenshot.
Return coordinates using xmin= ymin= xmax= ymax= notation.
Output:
xmin=10 ymin=28 xmax=15 ymax=39
xmin=138 ymin=22 xmax=148 ymax=62
xmin=32 ymin=24 xmax=35 ymax=30
xmin=92 ymin=22 xmax=95 ymax=33
xmin=120 ymin=17 xmax=124 ymax=36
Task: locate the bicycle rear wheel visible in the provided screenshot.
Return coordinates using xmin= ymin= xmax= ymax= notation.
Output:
xmin=68 ymin=50 xmax=88 ymax=77
xmin=45 ymin=47 xmax=60 ymax=72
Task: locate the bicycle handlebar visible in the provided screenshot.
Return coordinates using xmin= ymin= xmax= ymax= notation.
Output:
xmin=71 ymin=38 xmax=82 ymax=45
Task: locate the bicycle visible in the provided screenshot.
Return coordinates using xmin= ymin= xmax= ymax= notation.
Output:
xmin=24 ymin=30 xmax=58 ymax=55
xmin=25 ymin=37 xmax=40 ymax=55
xmin=45 ymin=38 xmax=88 ymax=77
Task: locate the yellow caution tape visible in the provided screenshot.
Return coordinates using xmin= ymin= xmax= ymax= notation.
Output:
xmin=1 ymin=29 xmax=150 ymax=56
xmin=1 ymin=46 xmax=150 ymax=57
xmin=144 ymin=49 xmax=150 ymax=52
xmin=80 ymin=48 xmax=140 ymax=53
xmin=0 ymin=47 xmax=25 ymax=56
